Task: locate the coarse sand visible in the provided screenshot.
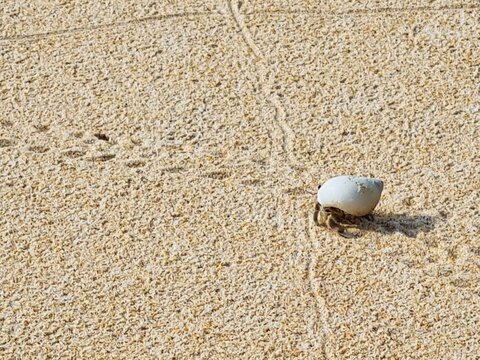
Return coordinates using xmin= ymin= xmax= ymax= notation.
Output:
xmin=1 ymin=1 xmax=479 ymax=358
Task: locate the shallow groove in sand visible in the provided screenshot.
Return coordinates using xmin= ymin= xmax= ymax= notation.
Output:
xmin=0 ymin=12 xmax=213 ymax=42
xmin=229 ymin=0 xmax=296 ymax=171
xmin=230 ymin=0 xmax=334 ymax=354
xmin=305 ymin=210 xmax=336 ymax=359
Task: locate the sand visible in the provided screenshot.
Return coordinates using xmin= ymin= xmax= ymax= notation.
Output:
xmin=1 ymin=0 xmax=479 ymax=358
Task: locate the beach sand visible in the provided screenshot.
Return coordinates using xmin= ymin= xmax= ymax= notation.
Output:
xmin=1 ymin=1 xmax=479 ymax=358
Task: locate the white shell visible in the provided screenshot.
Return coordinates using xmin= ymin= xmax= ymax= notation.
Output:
xmin=317 ymin=176 xmax=383 ymax=216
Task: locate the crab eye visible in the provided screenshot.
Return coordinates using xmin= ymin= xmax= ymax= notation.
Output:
xmin=317 ymin=184 xmax=322 ymax=189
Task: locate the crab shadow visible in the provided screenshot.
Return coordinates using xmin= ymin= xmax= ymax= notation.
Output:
xmin=353 ymin=213 xmax=436 ymax=238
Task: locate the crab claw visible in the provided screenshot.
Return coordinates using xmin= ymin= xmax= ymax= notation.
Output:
xmin=337 ymin=228 xmax=360 ymax=238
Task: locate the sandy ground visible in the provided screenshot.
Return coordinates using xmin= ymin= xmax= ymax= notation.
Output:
xmin=1 ymin=0 xmax=479 ymax=358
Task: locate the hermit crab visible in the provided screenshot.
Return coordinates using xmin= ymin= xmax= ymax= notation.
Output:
xmin=314 ymin=176 xmax=384 ymax=237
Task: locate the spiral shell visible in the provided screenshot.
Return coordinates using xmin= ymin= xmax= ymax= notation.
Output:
xmin=317 ymin=176 xmax=384 ymax=216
